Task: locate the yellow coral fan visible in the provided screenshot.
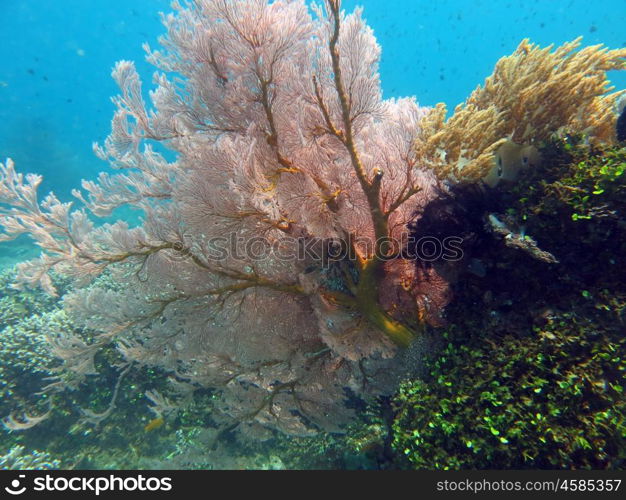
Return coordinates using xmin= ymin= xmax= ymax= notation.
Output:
xmin=416 ymin=38 xmax=626 ymax=182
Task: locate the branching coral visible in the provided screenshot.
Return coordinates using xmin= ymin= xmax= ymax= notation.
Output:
xmin=416 ymin=37 xmax=626 ymax=183
xmin=0 ymin=0 xmax=438 ymax=436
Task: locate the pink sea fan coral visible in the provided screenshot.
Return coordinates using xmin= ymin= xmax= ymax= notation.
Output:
xmin=0 ymin=0 xmax=440 ymax=435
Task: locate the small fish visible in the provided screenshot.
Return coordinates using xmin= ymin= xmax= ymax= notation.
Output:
xmin=483 ymin=140 xmax=541 ymax=188
xmin=616 ymin=95 xmax=626 ymax=142
xmin=0 ymin=81 xmax=7 ymax=88
xmin=144 ymin=416 xmax=164 ymax=432
xmin=487 ymin=213 xmax=507 ymax=230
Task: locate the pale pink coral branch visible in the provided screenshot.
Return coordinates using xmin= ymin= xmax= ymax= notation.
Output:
xmin=0 ymin=0 xmax=436 ymax=436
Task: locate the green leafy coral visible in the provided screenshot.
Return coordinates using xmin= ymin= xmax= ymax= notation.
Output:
xmin=513 ymin=138 xmax=626 ymax=223
xmin=389 ymin=139 xmax=626 ymax=470
xmin=0 ymin=268 xmax=72 ymax=416
xmin=0 ymin=268 xmax=69 ymax=329
xmin=0 ymin=310 xmax=64 ymax=403
xmin=391 ymin=304 xmax=626 ymax=469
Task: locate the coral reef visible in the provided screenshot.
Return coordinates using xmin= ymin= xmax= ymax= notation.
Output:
xmin=0 ymin=268 xmax=67 ymax=328
xmin=0 ymin=269 xmax=73 ymax=427
xmin=392 ymin=310 xmax=626 ymax=469
xmin=0 ymin=0 xmax=624 ymax=469
xmin=0 ymin=310 xmax=60 ymax=405
xmin=387 ymin=139 xmax=626 ymax=469
xmin=0 ymin=445 xmax=61 ymax=470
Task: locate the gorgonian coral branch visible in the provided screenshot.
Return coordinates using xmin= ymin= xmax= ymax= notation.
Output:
xmin=0 ymin=0 xmax=450 ymax=436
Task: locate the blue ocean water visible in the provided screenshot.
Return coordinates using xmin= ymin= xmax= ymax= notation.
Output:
xmin=1 ymin=0 xmax=624 ymax=198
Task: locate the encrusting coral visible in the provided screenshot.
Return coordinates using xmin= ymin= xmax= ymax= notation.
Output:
xmin=0 ymin=0 xmax=624 ymax=441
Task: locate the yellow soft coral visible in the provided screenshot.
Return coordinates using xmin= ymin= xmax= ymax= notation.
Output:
xmin=416 ymin=38 xmax=626 ymax=183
